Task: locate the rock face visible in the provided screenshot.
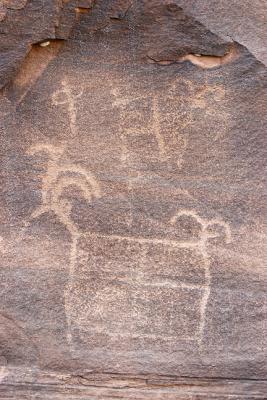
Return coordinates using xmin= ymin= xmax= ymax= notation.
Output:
xmin=0 ymin=1 xmax=266 ymax=399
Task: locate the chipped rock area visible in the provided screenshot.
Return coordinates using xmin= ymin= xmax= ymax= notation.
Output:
xmin=0 ymin=1 xmax=266 ymax=399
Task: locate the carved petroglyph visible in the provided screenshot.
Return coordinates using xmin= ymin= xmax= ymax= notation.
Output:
xmin=0 ymin=356 xmax=7 ymax=383
xmin=26 ymin=142 xmax=101 ymax=227
xmin=170 ymin=210 xmax=231 ymax=244
xmin=166 ymin=79 xmax=193 ymax=168
xmin=80 ymin=231 xmax=200 ymax=249
xmin=126 ymin=170 xmax=142 ymax=228
xmin=172 ymin=77 xmax=228 ymax=142
xmin=111 ymin=87 xmax=131 ymax=165
xmin=111 ymin=77 xmax=226 ymax=169
xmin=26 ymin=144 xmax=231 ymax=346
xmin=0 ymin=297 xmax=8 ymax=381
xmin=111 ymin=87 xmax=170 ymax=164
xmin=151 ymin=96 xmax=168 ymax=162
xmin=26 ymin=143 xmax=101 ymax=345
xmin=190 ymin=79 xmax=228 ymax=141
xmin=170 ymin=210 xmax=231 ymax=345
xmin=52 ymin=79 xmax=82 ymax=137
xmin=0 ymin=236 xmax=8 ymax=260
xmin=27 ymin=143 xmax=100 ymax=233
xmin=66 ymin=209 xmax=231 ymax=347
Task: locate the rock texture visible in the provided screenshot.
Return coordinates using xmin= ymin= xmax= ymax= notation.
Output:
xmin=0 ymin=1 xmax=266 ymax=399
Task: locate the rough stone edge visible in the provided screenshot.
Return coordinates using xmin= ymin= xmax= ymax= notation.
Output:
xmin=1 ymin=366 xmax=267 ymax=399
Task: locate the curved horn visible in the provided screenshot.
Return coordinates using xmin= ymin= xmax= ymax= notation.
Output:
xmin=27 ymin=143 xmax=64 ymax=160
xmin=206 ymin=219 xmax=232 ymax=244
xmin=170 ymin=209 xmax=205 ymax=229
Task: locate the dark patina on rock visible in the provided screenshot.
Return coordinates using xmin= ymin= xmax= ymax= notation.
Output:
xmin=0 ymin=1 xmax=266 ymax=399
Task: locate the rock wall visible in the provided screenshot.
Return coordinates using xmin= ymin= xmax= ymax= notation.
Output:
xmin=0 ymin=1 xmax=266 ymax=398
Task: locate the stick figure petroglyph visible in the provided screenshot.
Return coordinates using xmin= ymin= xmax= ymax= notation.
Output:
xmin=111 ymin=78 xmax=226 ymax=170
xmin=52 ymin=79 xmax=83 ymax=137
xmin=111 ymin=87 xmax=169 ymax=165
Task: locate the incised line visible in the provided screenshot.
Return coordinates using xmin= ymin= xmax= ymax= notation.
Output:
xmin=52 ymin=79 xmax=82 ymax=138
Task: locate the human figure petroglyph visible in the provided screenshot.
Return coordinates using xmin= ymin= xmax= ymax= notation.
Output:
xmin=111 ymin=77 xmax=226 ymax=170
xmin=111 ymin=87 xmax=169 ymax=164
xmin=167 ymin=77 xmax=228 ymax=164
xmin=112 ymin=79 xmax=178 ymax=165
xmin=52 ymin=79 xmax=82 ymax=137
xmin=66 ymin=208 xmax=231 ymax=347
xmin=193 ymin=80 xmax=227 ymax=141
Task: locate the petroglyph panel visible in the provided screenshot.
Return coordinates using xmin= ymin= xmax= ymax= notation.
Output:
xmin=0 ymin=1 xmax=266 ymax=395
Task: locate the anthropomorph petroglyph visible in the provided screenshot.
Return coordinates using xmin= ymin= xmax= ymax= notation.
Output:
xmin=111 ymin=78 xmax=227 ymax=169
xmin=26 ymin=143 xmax=101 ymax=344
xmin=111 ymin=87 xmax=169 ymax=165
xmin=65 ymin=209 xmax=231 ymax=347
xmin=52 ymin=79 xmax=82 ymax=137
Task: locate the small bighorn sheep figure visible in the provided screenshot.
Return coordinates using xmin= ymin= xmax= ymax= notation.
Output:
xmin=27 ymin=143 xmax=100 ymax=237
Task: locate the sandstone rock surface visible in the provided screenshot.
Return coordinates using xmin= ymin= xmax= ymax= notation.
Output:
xmin=0 ymin=1 xmax=266 ymax=398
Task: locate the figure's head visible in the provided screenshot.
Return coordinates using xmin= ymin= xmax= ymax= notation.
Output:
xmin=170 ymin=209 xmax=205 ymax=241
xmin=170 ymin=209 xmax=231 ymax=244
